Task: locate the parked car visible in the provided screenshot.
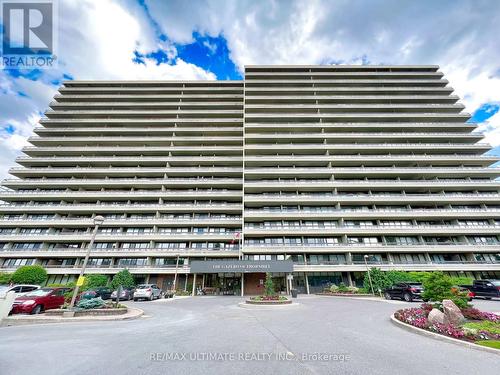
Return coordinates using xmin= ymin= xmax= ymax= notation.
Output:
xmin=133 ymin=284 xmax=162 ymax=301
xmin=11 ymin=287 xmax=71 ymax=314
xmin=384 ymin=282 xmax=424 ymax=302
xmin=460 ymin=280 xmax=500 ymax=300
xmin=110 ymin=288 xmax=135 ymax=301
xmin=0 ymin=284 xmax=40 ymax=298
xmin=79 ymin=287 xmax=112 ymax=301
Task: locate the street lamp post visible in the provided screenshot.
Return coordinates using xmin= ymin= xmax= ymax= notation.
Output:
xmin=364 ymin=255 xmax=375 ymax=295
xmin=68 ymin=215 xmax=105 ymax=309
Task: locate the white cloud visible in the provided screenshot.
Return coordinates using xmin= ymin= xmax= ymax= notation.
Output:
xmin=2 ymin=0 xmax=500 ymax=180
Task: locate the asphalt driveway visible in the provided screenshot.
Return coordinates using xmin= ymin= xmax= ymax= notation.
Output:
xmin=0 ymin=295 xmax=499 ymax=375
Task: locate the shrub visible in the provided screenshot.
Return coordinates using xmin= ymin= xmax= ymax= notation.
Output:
xmin=264 ymin=273 xmax=275 ymax=296
xmin=0 ymin=272 xmax=12 ymax=284
xmin=76 ymin=297 xmax=106 ymax=310
xmin=329 ymin=284 xmax=339 ymax=293
xmin=84 ymin=274 xmax=109 ymax=290
xmin=347 ymin=286 xmax=359 ymax=294
xmin=461 ymin=307 xmax=500 ymax=322
xmin=337 ymin=282 xmax=349 ymax=293
xmin=394 ymin=307 xmax=429 ymax=329
xmin=363 ymin=267 xmax=391 ymax=293
xmin=10 ymin=265 xmax=47 ymax=285
xmin=421 ymin=271 xmax=453 ymax=303
xmin=111 ymin=269 xmax=135 ymax=290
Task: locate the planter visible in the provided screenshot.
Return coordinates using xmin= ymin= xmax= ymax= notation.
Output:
xmin=46 ymin=308 xmax=128 ymax=317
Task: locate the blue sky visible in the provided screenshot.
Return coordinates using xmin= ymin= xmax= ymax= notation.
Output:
xmin=0 ymin=0 xmax=500 ymax=177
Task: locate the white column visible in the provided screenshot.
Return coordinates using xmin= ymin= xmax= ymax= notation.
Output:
xmin=192 ymin=274 xmax=197 ymax=296
xmin=305 ymin=273 xmax=310 ymax=295
xmin=241 ymin=274 xmax=244 ymax=296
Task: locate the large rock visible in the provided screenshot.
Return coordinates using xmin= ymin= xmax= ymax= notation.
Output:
xmin=428 ymin=308 xmax=445 ymax=325
xmin=442 ymin=299 xmax=465 ymax=325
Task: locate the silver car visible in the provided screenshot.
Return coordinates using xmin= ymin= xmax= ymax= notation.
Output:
xmin=133 ymin=284 xmax=162 ymax=301
xmin=0 ymin=284 xmax=40 ymax=298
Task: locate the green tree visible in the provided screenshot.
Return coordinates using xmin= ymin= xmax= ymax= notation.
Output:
xmin=11 ymin=265 xmax=47 ymax=285
xmin=83 ymin=274 xmax=109 ymax=290
xmin=421 ymin=271 xmax=453 ymax=302
xmin=264 ymin=273 xmax=275 ymax=296
xmin=363 ymin=267 xmax=391 ymax=293
xmin=111 ymin=269 xmax=135 ymax=290
xmin=0 ymin=272 xmax=12 ymax=285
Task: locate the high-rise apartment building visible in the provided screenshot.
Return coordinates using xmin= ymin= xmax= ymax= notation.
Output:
xmin=0 ymin=65 xmax=499 ymax=294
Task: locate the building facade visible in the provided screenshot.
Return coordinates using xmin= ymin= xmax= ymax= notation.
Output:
xmin=0 ymin=65 xmax=499 ymax=294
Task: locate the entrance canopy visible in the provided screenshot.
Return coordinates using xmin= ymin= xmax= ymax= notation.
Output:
xmin=190 ymin=260 xmax=293 ymax=274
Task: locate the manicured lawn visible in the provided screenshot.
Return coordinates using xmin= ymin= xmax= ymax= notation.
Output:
xmin=463 ymin=321 xmax=500 ymax=335
xmin=475 ymin=340 xmax=500 ymax=349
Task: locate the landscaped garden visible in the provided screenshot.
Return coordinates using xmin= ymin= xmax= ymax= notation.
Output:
xmin=319 ymin=283 xmax=371 ymax=296
xmin=392 ymin=271 xmax=500 ymax=350
xmin=246 ymin=273 xmax=292 ymax=305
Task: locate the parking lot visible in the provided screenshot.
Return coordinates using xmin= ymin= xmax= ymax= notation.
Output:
xmin=0 ymin=296 xmax=499 ymax=375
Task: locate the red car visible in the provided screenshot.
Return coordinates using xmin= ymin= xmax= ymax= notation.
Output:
xmin=11 ymin=287 xmax=71 ymax=314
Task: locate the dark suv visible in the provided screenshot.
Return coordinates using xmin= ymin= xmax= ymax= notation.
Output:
xmin=79 ymin=287 xmax=112 ymax=300
xmin=384 ymin=282 xmax=424 ymax=302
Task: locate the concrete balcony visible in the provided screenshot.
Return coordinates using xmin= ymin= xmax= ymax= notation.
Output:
xmin=9 ymin=166 xmax=243 ymax=178
xmin=244 ymin=208 xmax=500 ymax=220
xmin=15 ymin=156 xmax=244 ymax=167
xmin=292 ymin=261 xmax=500 ymax=272
xmin=244 ymin=87 xmax=454 ymax=95
xmin=243 ymin=193 xmax=500 ymax=205
xmin=53 ymin=94 xmax=244 ymax=102
xmin=34 ymin=126 xmax=243 ymax=136
xmin=244 ymin=113 xmax=470 ymax=123
xmin=244 ymin=71 xmax=444 ymax=79
xmin=243 ymin=79 xmax=449 ymax=87
xmin=244 ymin=122 xmax=476 ymax=132
xmin=22 ymin=146 xmax=243 ymax=156
xmin=245 ymin=95 xmax=460 ymax=105
xmin=44 ymin=109 xmax=243 ymax=119
xmin=2 ymin=178 xmax=243 ymax=189
xmin=243 ymin=167 xmax=500 ymax=179
xmin=0 ymin=202 xmax=243 ymax=214
xmin=243 ymin=154 xmax=498 ymax=167
xmin=244 ymin=143 xmax=491 ymax=155
xmin=244 ymin=224 xmax=500 ymax=236
xmin=242 ymin=243 xmax=500 ymax=254
xmin=0 ymin=189 xmax=243 ymax=201
xmin=49 ymin=101 xmax=243 ymax=110
xmin=0 ymin=217 xmax=242 ymax=227
xmin=245 ymin=132 xmax=481 ymax=143
xmin=0 ymin=232 xmax=237 ymax=242
xmin=245 ymin=103 xmax=464 ymax=114
xmin=243 ymin=178 xmax=500 ymax=192
xmin=39 ymin=118 xmax=243 ymax=127
xmin=0 ymin=247 xmax=239 ymax=259
xmin=28 ymin=136 xmax=243 ymax=146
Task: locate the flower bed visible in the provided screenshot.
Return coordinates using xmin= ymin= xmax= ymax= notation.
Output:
xmin=394 ymin=303 xmax=500 ymax=347
xmin=245 ymin=295 xmax=292 ymax=305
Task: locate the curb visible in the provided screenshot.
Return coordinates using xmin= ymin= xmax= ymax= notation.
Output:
xmin=390 ymin=314 xmax=500 ymax=355
xmin=0 ymin=307 xmax=144 ymax=327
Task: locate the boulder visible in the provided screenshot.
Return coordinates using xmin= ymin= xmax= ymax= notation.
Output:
xmin=442 ymin=299 xmax=465 ymax=325
xmin=428 ymin=308 xmax=445 ymax=325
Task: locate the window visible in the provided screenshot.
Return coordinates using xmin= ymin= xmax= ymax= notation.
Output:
xmin=122 ymin=243 xmax=150 ymax=249
xmin=12 ymin=243 xmax=42 ymax=250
